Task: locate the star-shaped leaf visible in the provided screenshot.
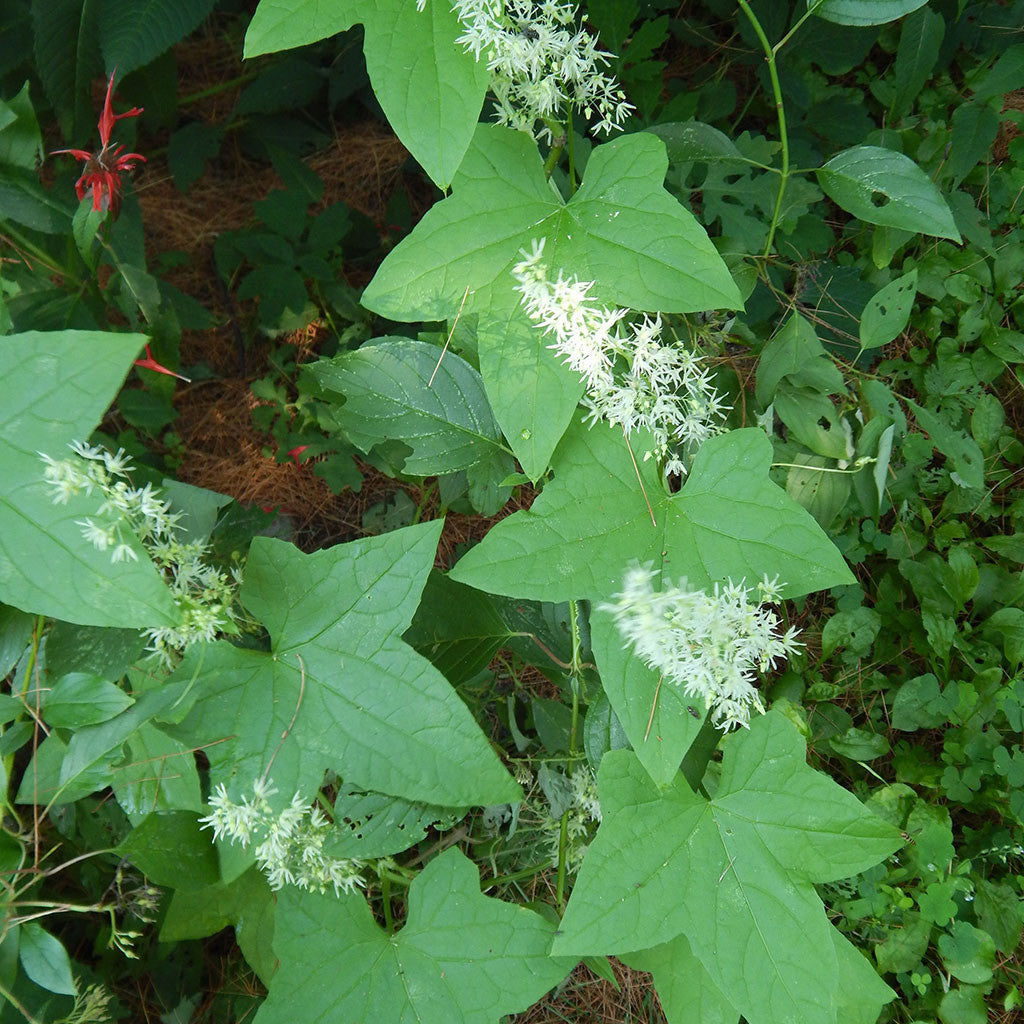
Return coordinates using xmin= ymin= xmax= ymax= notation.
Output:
xmin=450 ymin=420 xmax=855 ymax=606
xmin=552 ymin=712 xmax=903 ymax=1024
xmin=174 ymin=522 xmax=519 ymax=808
xmin=0 ymin=330 xmax=177 ymax=627
xmin=363 ymin=125 xmax=742 ymax=323
xmin=254 ymin=848 xmax=574 ymax=1024
xmin=244 ymin=0 xmax=488 ymax=186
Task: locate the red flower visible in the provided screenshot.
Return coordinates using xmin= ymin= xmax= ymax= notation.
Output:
xmin=134 ymin=345 xmax=190 ymax=382
xmin=52 ymin=71 xmax=146 ymax=217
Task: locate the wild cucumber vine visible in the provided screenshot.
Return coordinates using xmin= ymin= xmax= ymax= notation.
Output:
xmin=1 ymin=0 xmax=1020 ymax=1021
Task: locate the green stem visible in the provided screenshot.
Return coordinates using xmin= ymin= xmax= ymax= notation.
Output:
xmin=381 ymin=875 xmax=394 ymax=933
xmin=178 ymin=71 xmax=261 ymax=107
xmin=736 ymin=0 xmax=790 ymax=259
xmin=412 ymin=481 xmax=437 ymax=525
xmin=1 ymin=225 xmax=80 ymax=287
xmin=0 ymin=978 xmax=41 ymax=1023
xmin=556 ymin=600 xmax=584 ymax=911
xmin=566 ymin=108 xmax=578 ymax=194
xmin=680 ymin=716 xmax=722 ymax=793
xmin=481 ymin=862 xmax=552 ymax=892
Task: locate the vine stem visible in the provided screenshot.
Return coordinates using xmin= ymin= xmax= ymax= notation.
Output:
xmin=556 ymin=600 xmax=584 ymax=912
xmin=735 ymin=0 xmax=790 ymax=259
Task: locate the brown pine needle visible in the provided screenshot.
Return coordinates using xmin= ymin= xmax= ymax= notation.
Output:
xmin=644 ymin=674 xmax=663 ymax=742
xmin=429 ymin=285 xmax=471 ymax=387
xmin=623 ymin=429 xmax=657 ymax=527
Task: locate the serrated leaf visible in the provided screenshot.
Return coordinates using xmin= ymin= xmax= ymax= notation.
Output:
xmin=810 ymin=0 xmax=930 ymax=26
xmin=817 ymin=146 xmax=960 ymax=240
xmin=99 ymin=0 xmax=216 ymax=77
xmin=591 ymin=607 xmax=705 ymax=786
xmin=450 ymin=421 xmax=854 ymax=605
xmin=0 ymin=331 xmax=178 ymax=626
xmin=244 ymin=0 xmax=487 ymax=187
xmin=306 ymin=338 xmax=508 ymax=476
xmin=254 ymin=848 xmax=574 ymax=1024
xmin=553 ymin=712 xmax=903 ymax=1024
xmin=174 ymin=523 xmax=520 ymax=809
xmin=860 ymin=269 xmax=918 ymax=351
xmin=363 ymin=126 xmax=742 ymax=323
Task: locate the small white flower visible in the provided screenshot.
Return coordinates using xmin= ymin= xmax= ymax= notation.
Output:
xmin=602 ymin=563 xmax=803 ymax=730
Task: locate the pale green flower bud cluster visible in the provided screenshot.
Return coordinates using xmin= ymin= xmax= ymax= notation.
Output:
xmin=512 ymin=239 xmax=728 ymax=476
xmin=41 ymin=441 xmax=239 ymax=666
xmin=539 ymin=766 xmax=601 ymax=873
xmin=421 ymin=0 xmax=632 ymax=141
xmin=602 ymin=564 xmax=803 ymax=731
xmin=200 ymin=779 xmax=368 ymax=897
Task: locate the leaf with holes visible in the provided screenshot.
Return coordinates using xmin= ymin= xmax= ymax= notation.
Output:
xmin=450 ymin=420 xmax=854 ymax=606
xmin=817 ymin=146 xmax=960 ymax=240
xmin=244 ymin=0 xmax=487 ymax=187
xmin=254 ymin=848 xmax=574 ymax=1024
xmin=552 ymin=712 xmax=903 ymax=1024
xmin=860 ymin=269 xmax=918 ymax=351
xmin=173 ymin=522 xmax=519 ymax=811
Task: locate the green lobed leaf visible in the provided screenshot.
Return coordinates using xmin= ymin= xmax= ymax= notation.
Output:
xmin=477 ymin=294 xmax=585 ymax=482
xmin=553 ymin=712 xmax=903 ymax=1024
xmin=0 ymin=331 xmax=178 ymax=627
xmin=99 ymin=0 xmax=217 ymax=78
xmin=809 ymin=0 xmax=930 ymax=26
xmin=859 ymin=269 xmax=918 ymax=351
xmin=817 ymin=146 xmax=961 ymax=241
xmin=244 ymin=0 xmax=487 ymax=187
xmin=591 ymin=607 xmax=705 ymax=786
xmin=254 ymin=848 xmax=574 ymax=1024
xmin=174 ymin=523 xmax=520 ymax=810
xmin=620 ymin=931 xmax=739 ymax=1024
xmin=450 ymin=421 xmax=854 ymax=606
xmin=307 ymin=337 xmax=508 ymax=476
xmin=362 ymin=126 xmax=742 ymax=323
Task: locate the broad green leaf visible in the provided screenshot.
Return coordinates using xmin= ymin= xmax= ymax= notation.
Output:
xmin=754 ymin=314 xmax=845 ymax=407
xmin=327 ymin=785 xmax=453 ymax=859
xmin=110 ymin=722 xmax=204 ymax=819
xmin=450 ymin=421 xmax=854 ymax=606
xmin=591 ymin=607 xmax=705 ymax=786
xmin=620 ymin=932 xmax=739 ymax=1024
xmin=477 ymin=296 xmax=585 ymax=481
xmin=860 ymin=269 xmax=918 ymax=351
xmin=18 ymin=923 xmax=76 ymax=995
xmin=363 ymin=126 xmax=742 ymax=323
xmin=307 ymin=337 xmax=508 ymax=476
xmin=45 ymin=622 xmax=144 ymax=679
xmin=553 ymin=712 xmax=903 ymax=1024
xmin=939 ymin=922 xmax=996 ymax=984
xmin=244 ymin=0 xmax=488 ymax=187
xmin=0 ymin=166 xmax=74 ymax=233
xmin=889 ymin=7 xmax=944 ymax=119
xmin=254 ymin=848 xmax=574 ymax=1024
xmin=810 ymin=0 xmax=930 ymax=26
xmin=0 ymin=331 xmax=178 ymax=627
xmin=175 ymin=524 xmax=520 ymax=809
xmin=99 ymin=0 xmax=216 ymax=77
xmin=648 ymin=121 xmax=745 ymax=165
xmin=44 ymin=672 xmax=134 ymax=727
xmin=948 ymin=102 xmax=1000 ymax=185
xmin=831 ymin=927 xmax=898 ymax=1024
xmin=118 ymin=811 xmax=220 ymax=890
xmin=405 ymin=571 xmax=513 ymax=686
xmin=817 ymin=146 xmax=960 ymax=240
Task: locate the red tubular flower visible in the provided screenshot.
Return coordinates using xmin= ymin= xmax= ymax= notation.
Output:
xmin=134 ymin=345 xmax=191 ymax=381
xmin=52 ymin=71 xmax=146 ymax=217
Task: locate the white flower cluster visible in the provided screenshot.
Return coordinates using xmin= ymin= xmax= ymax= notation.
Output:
xmin=513 ymin=239 xmax=728 ymax=476
xmin=200 ymin=779 xmax=368 ymax=897
xmin=602 ymin=563 xmax=803 ymax=730
xmin=425 ymin=0 xmax=632 ymax=140
xmin=41 ymin=441 xmax=239 ymax=666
